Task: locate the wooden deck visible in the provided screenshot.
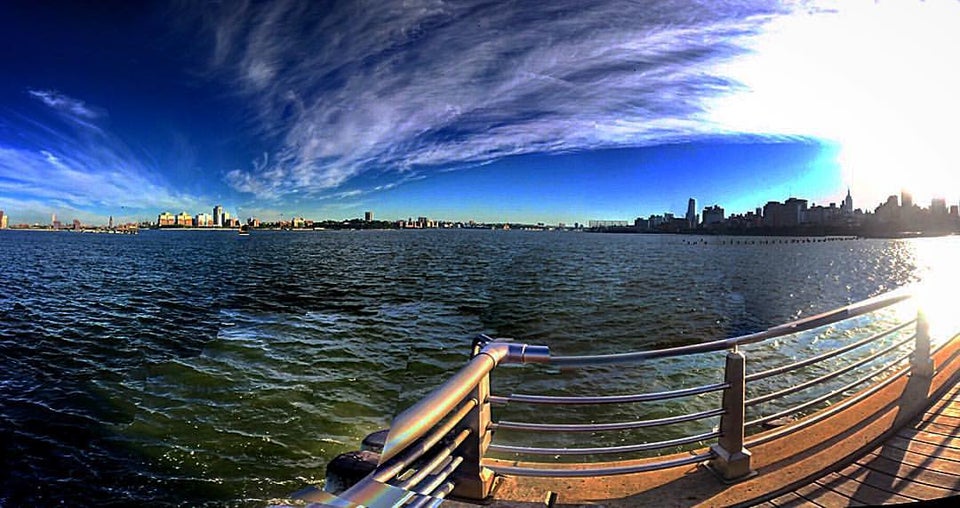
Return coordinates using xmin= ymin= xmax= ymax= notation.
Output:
xmin=762 ymin=383 xmax=960 ymax=507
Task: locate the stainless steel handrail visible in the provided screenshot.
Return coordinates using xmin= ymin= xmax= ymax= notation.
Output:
xmin=396 ymin=429 xmax=470 ymax=490
xmin=549 ymin=289 xmax=912 ymax=367
xmin=373 ymin=398 xmax=477 ymax=482
xmin=379 ymin=341 xmax=550 ymax=464
xmin=745 ymin=320 xmax=916 ymax=382
xmin=487 ymin=451 xmax=716 ymax=477
xmin=744 ymin=361 xmax=912 ymax=447
xmin=745 ymin=334 xmax=914 ymax=407
xmin=494 ymin=382 xmax=727 ymax=405
xmin=492 ymin=407 xmax=725 ymax=432
xmin=488 ymin=430 xmax=720 ymax=456
xmin=746 ymin=350 xmax=912 ymax=428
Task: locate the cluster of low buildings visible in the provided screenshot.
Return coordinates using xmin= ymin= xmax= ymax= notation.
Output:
xmin=156 ymin=205 xmax=254 ymax=228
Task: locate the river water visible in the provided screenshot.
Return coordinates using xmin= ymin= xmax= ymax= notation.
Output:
xmin=0 ymin=229 xmax=956 ymax=506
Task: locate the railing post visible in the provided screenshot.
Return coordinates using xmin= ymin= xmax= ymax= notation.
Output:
xmin=912 ymin=310 xmax=934 ymax=378
xmin=449 ymin=341 xmax=495 ymax=500
xmin=708 ymin=347 xmax=755 ymax=482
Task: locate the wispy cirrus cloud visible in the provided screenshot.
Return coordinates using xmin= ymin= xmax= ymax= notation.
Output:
xmin=27 ymin=89 xmax=107 ymax=131
xmin=188 ymin=0 xmax=789 ymax=199
xmin=1 ymin=90 xmax=207 ymax=221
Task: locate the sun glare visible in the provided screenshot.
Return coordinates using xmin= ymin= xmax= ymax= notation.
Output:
xmin=708 ymin=0 xmax=960 ymax=208
xmin=908 ymin=238 xmax=960 ymax=346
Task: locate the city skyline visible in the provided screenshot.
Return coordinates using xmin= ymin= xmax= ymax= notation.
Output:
xmin=2 ymin=2 xmax=960 ymax=225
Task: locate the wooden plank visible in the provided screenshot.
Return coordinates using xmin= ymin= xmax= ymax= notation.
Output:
xmin=813 ymin=471 xmax=915 ymax=505
xmin=873 ymin=445 xmax=960 ymax=476
xmin=838 ymin=461 xmax=953 ymax=500
xmin=791 ymin=482 xmax=854 ymax=508
xmin=912 ymin=420 xmax=960 ymax=437
xmin=884 ymin=435 xmax=960 ymax=463
xmin=855 ymin=451 xmax=960 ymax=492
xmin=923 ymin=410 xmax=960 ymax=422
xmin=768 ymin=491 xmax=820 ymax=507
xmin=898 ymin=429 xmax=960 ymax=451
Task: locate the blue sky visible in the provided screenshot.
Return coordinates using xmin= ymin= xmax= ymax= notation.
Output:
xmin=2 ymin=1 xmax=959 ymax=225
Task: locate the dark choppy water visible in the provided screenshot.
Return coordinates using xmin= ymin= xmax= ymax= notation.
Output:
xmin=0 ymin=230 xmax=952 ymax=506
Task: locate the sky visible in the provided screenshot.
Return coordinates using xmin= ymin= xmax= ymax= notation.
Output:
xmin=1 ymin=0 xmax=960 ymax=225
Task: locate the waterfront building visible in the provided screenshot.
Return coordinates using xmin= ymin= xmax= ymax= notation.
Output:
xmin=72 ymin=219 xmax=81 ymax=231
xmin=195 ymin=213 xmax=213 ymax=227
xmin=588 ymin=220 xmax=629 ymax=228
xmin=364 ymin=211 xmax=373 ymax=222
xmin=0 ymin=210 xmax=6 ymax=229
xmin=158 ymin=212 xmax=175 ymax=227
xmin=702 ymin=205 xmax=724 ymax=226
xmin=805 ymin=202 xmax=841 ymax=225
xmin=763 ymin=198 xmax=807 ymax=228
xmin=686 ymin=198 xmax=697 ymax=229
xmin=175 ymin=211 xmax=193 ymax=227
xmin=213 ymin=205 xmax=224 ymax=227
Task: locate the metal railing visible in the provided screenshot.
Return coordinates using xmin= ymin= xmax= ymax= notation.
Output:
xmin=302 ymin=287 xmax=946 ymax=506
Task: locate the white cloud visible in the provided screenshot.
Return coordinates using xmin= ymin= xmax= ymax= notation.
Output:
xmin=198 ymin=0 xmax=786 ymax=198
xmin=198 ymin=0 xmax=960 ymax=207
xmin=3 ymin=91 xmax=210 ymax=220
xmin=27 ymin=89 xmax=106 ymax=132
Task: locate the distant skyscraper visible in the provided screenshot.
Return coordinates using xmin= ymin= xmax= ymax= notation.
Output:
xmin=364 ymin=210 xmax=373 ymax=222
xmin=213 ymin=205 xmax=224 ymax=227
xmin=686 ymin=198 xmax=697 ymax=228
xmin=108 ymin=215 xmax=113 ymax=228
xmin=844 ymin=188 xmax=854 ymax=215
xmin=901 ymin=189 xmax=913 ymax=209
xmin=0 ymin=210 xmax=6 ymax=229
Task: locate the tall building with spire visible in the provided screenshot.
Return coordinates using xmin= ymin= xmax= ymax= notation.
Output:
xmin=843 ymin=188 xmax=854 ymax=215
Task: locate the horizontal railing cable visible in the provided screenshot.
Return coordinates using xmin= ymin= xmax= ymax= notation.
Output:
xmin=746 ymin=350 xmax=912 ymax=429
xmin=745 ymin=362 xmax=911 ymax=447
xmin=373 ymin=397 xmax=477 ymax=483
xmin=410 ymin=456 xmax=463 ymax=498
xmin=549 ymin=290 xmax=912 ymax=367
xmin=745 ymin=334 xmax=915 ymax=407
xmin=492 ymin=407 xmax=724 ymax=433
xmin=493 ymin=382 xmax=727 ymax=406
xmin=745 ymin=320 xmax=916 ymax=382
xmin=407 ymin=481 xmax=456 ymax=508
xmin=395 ymin=429 xmax=470 ymax=490
xmin=488 ymin=430 xmax=719 ymax=456
xmin=486 ymin=451 xmax=716 ymax=477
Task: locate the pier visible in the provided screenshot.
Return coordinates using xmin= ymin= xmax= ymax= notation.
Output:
xmin=294 ymin=289 xmax=960 ymax=507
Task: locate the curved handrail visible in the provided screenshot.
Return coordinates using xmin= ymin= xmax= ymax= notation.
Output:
xmin=549 ymin=288 xmax=913 ymax=367
xmin=379 ymin=341 xmax=550 ymax=464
